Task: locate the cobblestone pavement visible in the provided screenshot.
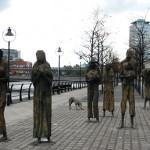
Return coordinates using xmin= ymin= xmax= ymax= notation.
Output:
xmin=1 ymin=85 xmax=150 ymax=150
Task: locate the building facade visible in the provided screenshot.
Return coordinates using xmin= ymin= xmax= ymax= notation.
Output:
xmin=1 ymin=48 xmax=32 ymax=75
xmin=1 ymin=48 xmax=21 ymax=61
xmin=11 ymin=59 xmax=32 ymax=75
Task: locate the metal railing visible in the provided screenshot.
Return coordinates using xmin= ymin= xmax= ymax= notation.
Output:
xmin=7 ymin=80 xmax=87 ymax=106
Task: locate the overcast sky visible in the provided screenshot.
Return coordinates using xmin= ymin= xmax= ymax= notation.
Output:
xmin=0 ymin=0 xmax=150 ymax=67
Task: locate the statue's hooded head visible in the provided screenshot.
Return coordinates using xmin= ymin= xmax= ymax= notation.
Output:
xmin=36 ymin=50 xmax=46 ymax=63
xmin=89 ymin=57 xmax=98 ymax=68
xmin=126 ymin=49 xmax=134 ymax=59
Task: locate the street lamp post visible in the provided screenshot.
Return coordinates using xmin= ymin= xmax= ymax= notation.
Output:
xmin=2 ymin=27 xmax=16 ymax=106
xmin=79 ymin=56 xmax=82 ymax=89
xmin=55 ymin=47 xmax=64 ymax=94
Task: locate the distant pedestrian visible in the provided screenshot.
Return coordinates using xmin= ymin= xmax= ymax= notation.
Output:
xmin=0 ymin=49 xmax=8 ymax=142
xmin=31 ymin=50 xmax=53 ymax=144
xmin=86 ymin=57 xmax=101 ymax=122
xmin=119 ymin=49 xmax=136 ymax=128
xmin=141 ymin=67 xmax=150 ymax=109
xmin=103 ymin=64 xmax=114 ymax=116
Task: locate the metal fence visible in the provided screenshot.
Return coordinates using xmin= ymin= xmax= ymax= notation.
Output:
xmin=7 ymin=80 xmax=87 ymax=106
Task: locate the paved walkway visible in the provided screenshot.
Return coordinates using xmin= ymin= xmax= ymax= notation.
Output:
xmin=1 ymin=85 xmax=150 ymax=150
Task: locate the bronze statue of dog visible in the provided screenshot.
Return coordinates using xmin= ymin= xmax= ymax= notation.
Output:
xmin=69 ymin=97 xmax=83 ymax=110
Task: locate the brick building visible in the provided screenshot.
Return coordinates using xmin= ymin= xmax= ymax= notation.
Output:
xmin=11 ymin=59 xmax=32 ymax=75
xmin=1 ymin=48 xmax=32 ymax=75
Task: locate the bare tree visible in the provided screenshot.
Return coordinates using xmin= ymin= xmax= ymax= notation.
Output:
xmin=75 ymin=8 xmax=116 ymax=92
xmin=129 ymin=17 xmax=150 ymax=96
xmin=75 ymin=9 xmax=114 ymax=62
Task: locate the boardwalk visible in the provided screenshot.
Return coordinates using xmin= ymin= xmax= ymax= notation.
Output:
xmin=1 ymin=85 xmax=150 ymax=150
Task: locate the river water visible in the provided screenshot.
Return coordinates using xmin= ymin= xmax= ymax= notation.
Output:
xmin=10 ymin=81 xmax=33 ymax=101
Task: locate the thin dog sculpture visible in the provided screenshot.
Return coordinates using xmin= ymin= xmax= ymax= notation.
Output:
xmin=69 ymin=97 xmax=83 ymax=110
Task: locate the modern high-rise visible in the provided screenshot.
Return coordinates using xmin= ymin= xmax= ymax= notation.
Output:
xmin=129 ymin=19 xmax=150 ymax=67
xmin=1 ymin=48 xmax=21 ymax=61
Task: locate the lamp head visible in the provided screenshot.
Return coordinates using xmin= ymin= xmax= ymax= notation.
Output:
xmin=2 ymin=27 xmax=16 ymax=42
xmin=55 ymin=47 xmax=64 ymax=56
xmin=5 ymin=27 xmax=14 ymax=36
xmin=57 ymin=47 xmax=62 ymax=53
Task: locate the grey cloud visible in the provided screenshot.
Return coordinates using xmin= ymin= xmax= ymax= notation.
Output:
xmin=0 ymin=0 xmax=11 ymax=11
xmin=102 ymin=0 xmax=150 ymax=14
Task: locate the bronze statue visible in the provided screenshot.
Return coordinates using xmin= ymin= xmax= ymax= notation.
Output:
xmin=119 ymin=49 xmax=136 ymax=128
xmin=86 ymin=58 xmax=101 ymax=122
xmin=69 ymin=97 xmax=83 ymax=110
xmin=0 ymin=49 xmax=8 ymax=142
xmin=141 ymin=67 xmax=150 ymax=108
xmin=103 ymin=64 xmax=114 ymax=116
xmin=31 ymin=50 xmax=53 ymax=144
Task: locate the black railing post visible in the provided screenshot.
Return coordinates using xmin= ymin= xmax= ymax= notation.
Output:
xmin=9 ymin=84 xmax=14 ymax=104
xmin=19 ymin=84 xmax=24 ymax=101
xmin=28 ymin=83 xmax=32 ymax=100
